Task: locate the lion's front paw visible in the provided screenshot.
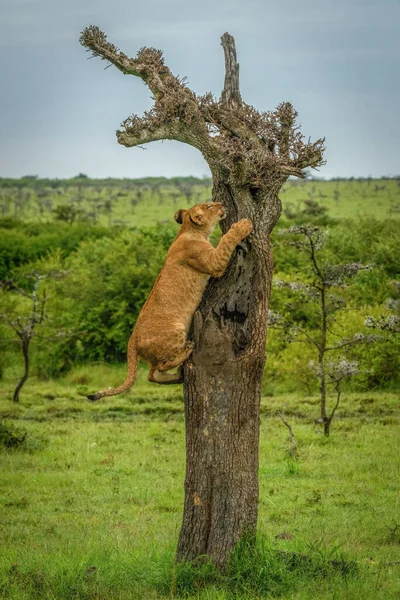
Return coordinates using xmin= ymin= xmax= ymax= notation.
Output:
xmin=232 ymin=218 xmax=253 ymax=240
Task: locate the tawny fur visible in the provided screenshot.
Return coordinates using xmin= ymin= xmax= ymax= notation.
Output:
xmin=87 ymin=202 xmax=253 ymax=401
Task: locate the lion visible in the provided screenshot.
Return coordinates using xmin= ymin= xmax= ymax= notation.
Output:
xmin=87 ymin=202 xmax=253 ymax=401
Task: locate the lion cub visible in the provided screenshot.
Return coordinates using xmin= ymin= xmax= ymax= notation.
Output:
xmin=87 ymin=202 xmax=253 ymax=401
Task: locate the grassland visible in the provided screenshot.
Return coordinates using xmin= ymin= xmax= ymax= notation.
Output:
xmin=279 ymin=177 xmax=400 ymax=221
xmin=1 ymin=177 xmax=400 ymax=227
xmin=1 ymin=365 xmax=399 ymax=599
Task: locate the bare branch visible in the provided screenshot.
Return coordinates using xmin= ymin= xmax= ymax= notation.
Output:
xmin=117 ymin=120 xmax=183 ymax=147
xmin=268 ymin=309 xmax=321 ymax=351
xmin=277 ymin=411 xmax=299 ymax=459
xmin=37 ymin=289 xmax=47 ymax=325
xmin=0 ymin=314 xmax=21 ymax=335
xmin=117 ymin=114 xmax=206 ymax=153
xmin=293 ymin=325 xmax=321 ymax=351
xmin=0 ymin=279 xmax=31 ymax=300
xmin=325 ymin=333 xmax=382 ymax=352
xmin=80 ymin=26 xmax=166 ymax=97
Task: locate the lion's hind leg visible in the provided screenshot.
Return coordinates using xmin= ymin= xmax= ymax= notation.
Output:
xmin=148 ymin=365 xmax=183 ymax=385
xmin=147 ymin=341 xmax=194 ymax=385
xmin=157 ymin=341 xmax=194 ymax=372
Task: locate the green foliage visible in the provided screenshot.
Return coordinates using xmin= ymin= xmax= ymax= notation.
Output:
xmin=1 ymin=176 xmax=399 ymax=228
xmin=0 ymin=177 xmax=399 ymax=598
xmin=35 ymin=224 xmax=177 ymax=372
xmin=269 ymin=217 xmax=400 ymax=394
xmin=0 ymin=219 xmax=114 ymax=280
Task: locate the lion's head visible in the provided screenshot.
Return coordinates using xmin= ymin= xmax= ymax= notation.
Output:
xmin=174 ymin=202 xmax=225 ymax=231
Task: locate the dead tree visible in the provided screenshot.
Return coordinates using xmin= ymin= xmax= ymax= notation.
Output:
xmin=80 ymin=27 xmax=325 ymax=569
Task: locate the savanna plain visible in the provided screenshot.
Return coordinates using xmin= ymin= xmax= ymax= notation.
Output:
xmin=0 ymin=176 xmax=399 ymax=599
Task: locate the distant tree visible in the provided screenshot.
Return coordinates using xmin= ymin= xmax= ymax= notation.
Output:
xmin=53 ymin=204 xmax=86 ymax=224
xmin=270 ymin=226 xmax=377 ymax=436
xmin=282 ymin=199 xmax=329 ymax=224
xmin=302 ymin=198 xmax=329 ymax=218
xmin=102 ymin=198 xmax=113 ymax=226
xmin=148 ymin=182 xmax=162 ymax=203
xmin=0 ymin=272 xmax=68 ymax=401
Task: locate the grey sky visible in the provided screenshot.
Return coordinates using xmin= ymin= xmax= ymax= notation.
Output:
xmin=0 ymin=0 xmax=399 ymax=179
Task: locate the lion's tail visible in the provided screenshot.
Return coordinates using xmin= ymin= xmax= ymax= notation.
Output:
xmin=87 ymin=336 xmax=139 ymax=402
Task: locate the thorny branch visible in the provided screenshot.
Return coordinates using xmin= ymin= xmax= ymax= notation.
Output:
xmin=80 ymin=26 xmax=325 ymax=186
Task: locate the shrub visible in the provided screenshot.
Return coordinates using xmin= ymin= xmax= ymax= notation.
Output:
xmin=0 ymin=421 xmax=27 ymax=449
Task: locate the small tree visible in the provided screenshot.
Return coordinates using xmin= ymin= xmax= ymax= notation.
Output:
xmin=308 ymin=358 xmax=359 ymax=432
xmin=271 ymin=225 xmax=376 ymax=436
xmin=53 ymin=204 xmax=86 ymax=224
xmin=0 ymin=272 xmax=67 ymax=401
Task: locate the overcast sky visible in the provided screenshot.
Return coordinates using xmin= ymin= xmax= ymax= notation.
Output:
xmin=1 ymin=0 xmax=399 ymax=180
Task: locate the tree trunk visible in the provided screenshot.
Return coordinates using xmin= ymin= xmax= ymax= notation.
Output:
xmin=319 ymin=369 xmax=329 ymax=436
xmin=177 ymin=178 xmax=279 ymax=569
xmin=13 ymin=339 xmax=30 ymax=403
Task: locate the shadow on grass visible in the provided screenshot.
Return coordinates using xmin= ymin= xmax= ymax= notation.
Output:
xmin=166 ymin=535 xmax=358 ymax=599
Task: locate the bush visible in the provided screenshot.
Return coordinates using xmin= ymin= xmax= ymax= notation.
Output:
xmin=35 ymin=224 xmax=177 ymax=371
xmin=0 ymin=421 xmax=27 ymax=449
xmin=0 ymin=218 xmax=115 ymax=279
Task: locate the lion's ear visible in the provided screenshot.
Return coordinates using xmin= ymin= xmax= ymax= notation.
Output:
xmin=190 ymin=212 xmax=205 ymax=225
xmin=174 ymin=209 xmax=187 ymax=224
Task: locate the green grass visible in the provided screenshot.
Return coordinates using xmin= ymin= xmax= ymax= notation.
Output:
xmin=280 ymin=178 xmax=400 ymax=221
xmin=0 ymin=369 xmax=399 ymax=599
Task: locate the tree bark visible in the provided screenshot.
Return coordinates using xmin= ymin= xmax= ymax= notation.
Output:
xmin=177 ymin=179 xmax=279 ymax=568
